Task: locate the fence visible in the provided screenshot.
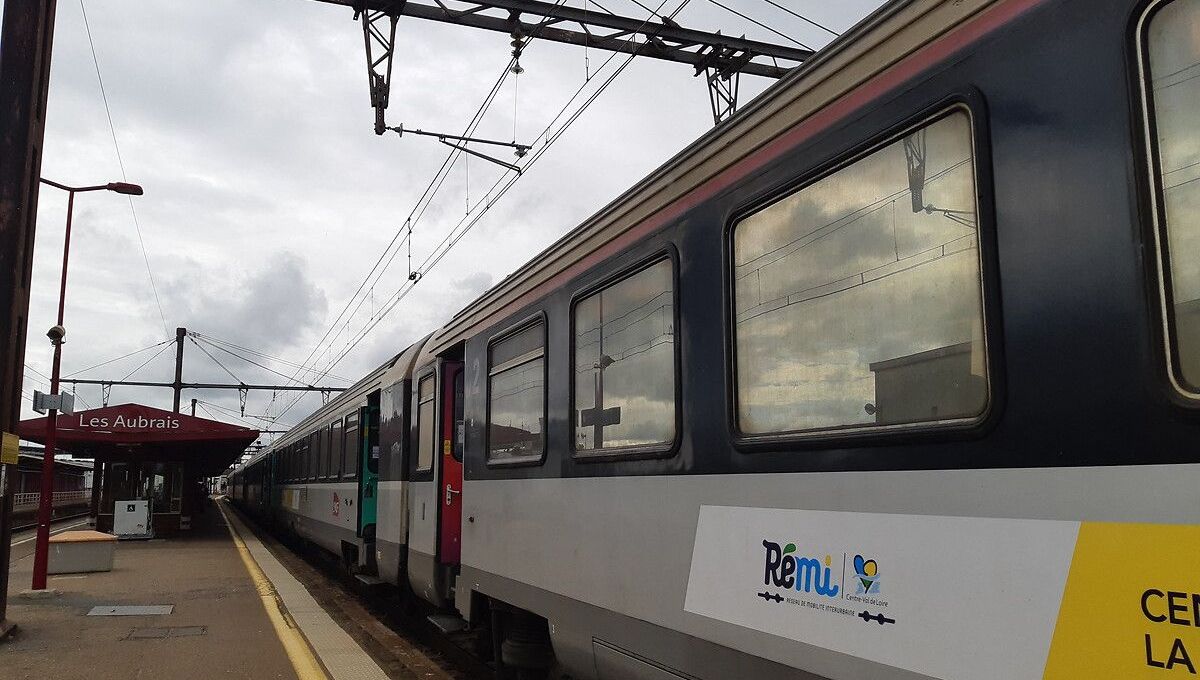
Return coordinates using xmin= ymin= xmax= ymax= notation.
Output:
xmin=12 ymin=490 xmax=91 ymax=511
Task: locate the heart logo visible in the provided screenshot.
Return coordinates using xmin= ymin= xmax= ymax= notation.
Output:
xmin=853 ymin=554 xmax=879 ymax=593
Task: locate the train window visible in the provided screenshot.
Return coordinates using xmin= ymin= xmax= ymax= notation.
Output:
xmin=330 ymin=419 xmax=344 ymax=480
xmin=344 ymin=411 xmax=360 ymax=480
xmin=416 ymin=373 xmax=436 ymax=472
xmin=1142 ymin=0 xmax=1200 ymax=395
xmin=317 ymin=427 xmax=329 ymax=479
xmin=308 ymin=433 xmax=319 ymax=481
xmin=380 ymin=382 xmax=401 ymax=480
xmin=302 ymin=440 xmax=310 ymax=482
xmin=732 ymin=111 xmax=988 ymax=436
xmin=487 ymin=320 xmax=546 ymax=463
xmin=573 ymin=258 xmax=676 ymax=454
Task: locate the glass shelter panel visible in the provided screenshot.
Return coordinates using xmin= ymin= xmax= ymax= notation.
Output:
xmin=1145 ymin=0 xmax=1200 ymax=392
xmin=733 ymin=112 xmax=988 ymax=435
xmin=573 ymin=259 xmax=676 ymax=453
xmin=487 ymin=322 xmax=546 ymax=463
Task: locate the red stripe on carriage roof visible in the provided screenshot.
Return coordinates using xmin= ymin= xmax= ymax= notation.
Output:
xmin=458 ymin=0 xmax=1046 ymax=337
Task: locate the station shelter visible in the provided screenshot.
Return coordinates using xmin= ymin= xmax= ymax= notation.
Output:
xmin=17 ymin=403 xmax=258 ymax=536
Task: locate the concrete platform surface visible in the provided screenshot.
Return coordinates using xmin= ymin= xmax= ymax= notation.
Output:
xmin=3 ymin=502 xmax=301 ymax=680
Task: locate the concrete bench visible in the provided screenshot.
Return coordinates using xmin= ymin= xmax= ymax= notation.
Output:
xmin=49 ymin=530 xmax=117 ymax=574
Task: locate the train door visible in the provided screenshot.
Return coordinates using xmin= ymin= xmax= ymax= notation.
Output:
xmin=439 ymin=361 xmax=464 ymax=565
xmin=357 ymin=399 xmax=380 ymax=538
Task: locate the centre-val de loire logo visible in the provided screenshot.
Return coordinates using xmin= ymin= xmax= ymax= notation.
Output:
xmin=759 ymin=541 xmax=896 ymax=626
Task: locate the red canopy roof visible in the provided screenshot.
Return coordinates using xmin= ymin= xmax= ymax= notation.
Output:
xmin=18 ymin=403 xmax=258 ymax=475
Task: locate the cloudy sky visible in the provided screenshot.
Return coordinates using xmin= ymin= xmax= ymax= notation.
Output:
xmin=18 ymin=0 xmax=882 ymax=445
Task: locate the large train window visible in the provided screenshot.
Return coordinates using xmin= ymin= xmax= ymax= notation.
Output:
xmin=380 ymin=381 xmax=403 ymax=480
xmin=308 ymin=432 xmax=320 ymax=480
xmin=344 ymin=411 xmax=360 ymax=480
xmin=330 ymin=418 xmax=344 ymax=480
xmin=319 ymin=429 xmax=333 ymax=482
xmin=416 ymin=373 xmax=436 ymax=471
xmin=487 ymin=319 xmax=546 ymax=464
xmin=732 ymin=110 xmax=988 ymax=437
xmin=573 ymin=258 xmax=676 ymax=454
xmin=1141 ymin=0 xmax=1200 ymax=396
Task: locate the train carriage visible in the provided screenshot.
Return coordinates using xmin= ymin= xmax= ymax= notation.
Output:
xmin=232 ymin=0 xmax=1200 ymax=677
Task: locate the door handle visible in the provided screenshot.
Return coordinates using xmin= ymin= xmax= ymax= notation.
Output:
xmin=445 ymin=483 xmax=461 ymax=506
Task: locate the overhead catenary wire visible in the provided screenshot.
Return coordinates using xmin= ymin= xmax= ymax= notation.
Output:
xmin=624 ymin=0 xmax=666 ymax=20
xmin=118 ymin=341 xmax=173 ymax=381
xmin=196 ymin=399 xmax=282 ymax=428
xmin=196 ymin=401 xmax=271 ymax=432
xmin=387 ymin=0 xmax=694 ymax=336
xmin=24 ymin=363 xmax=52 ymax=385
xmin=757 ymin=0 xmax=840 ymax=38
xmin=78 ymin=0 xmax=169 ymax=336
xmin=63 ymin=338 xmax=174 ymax=378
xmin=268 ymin=0 xmax=693 ymax=426
xmin=270 ymin=0 xmax=574 ymax=416
xmin=703 ymin=0 xmax=811 ymax=50
xmin=189 ymin=333 xmax=338 ymax=386
xmin=188 ymin=332 xmax=352 ymax=382
xmin=188 ymin=336 xmax=244 ymax=384
xmin=275 ymin=47 xmax=524 ymax=402
xmin=71 ymin=389 xmax=94 ymax=410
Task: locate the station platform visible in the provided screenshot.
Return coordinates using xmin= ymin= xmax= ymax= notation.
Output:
xmin=3 ymin=500 xmax=390 ymax=680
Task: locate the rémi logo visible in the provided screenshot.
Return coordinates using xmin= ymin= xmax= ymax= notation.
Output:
xmin=762 ymin=540 xmax=840 ymax=597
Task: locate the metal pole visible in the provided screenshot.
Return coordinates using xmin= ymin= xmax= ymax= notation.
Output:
xmin=88 ymin=459 xmax=101 ymax=526
xmin=0 ymin=0 xmax=58 ymax=628
xmin=191 ymin=398 xmax=197 ymax=417
xmin=31 ymin=189 xmax=74 ymax=591
xmin=172 ymin=327 xmax=185 ymax=412
xmin=0 ymin=466 xmax=13 ymax=631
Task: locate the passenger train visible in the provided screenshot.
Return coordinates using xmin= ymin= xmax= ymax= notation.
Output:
xmin=231 ymin=0 xmax=1200 ymax=677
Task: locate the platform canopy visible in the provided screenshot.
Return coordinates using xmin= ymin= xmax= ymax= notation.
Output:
xmin=17 ymin=403 xmax=259 ymax=476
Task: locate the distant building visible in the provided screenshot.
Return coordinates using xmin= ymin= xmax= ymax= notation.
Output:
xmin=1178 ymin=298 xmax=1200 ymax=385
xmin=868 ymin=341 xmax=987 ymax=425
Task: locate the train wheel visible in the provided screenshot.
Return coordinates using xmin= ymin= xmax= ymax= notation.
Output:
xmin=492 ymin=600 xmax=556 ymax=680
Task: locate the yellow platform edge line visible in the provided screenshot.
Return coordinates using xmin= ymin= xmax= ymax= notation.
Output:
xmin=217 ymin=500 xmax=329 ymax=680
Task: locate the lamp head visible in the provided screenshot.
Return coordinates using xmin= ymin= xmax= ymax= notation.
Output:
xmin=106 ymin=182 xmax=143 ymax=196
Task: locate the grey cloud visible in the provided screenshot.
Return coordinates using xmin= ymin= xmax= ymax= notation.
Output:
xmin=173 ymin=253 xmax=328 ymax=355
xmin=24 ymin=0 xmax=883 ymax=436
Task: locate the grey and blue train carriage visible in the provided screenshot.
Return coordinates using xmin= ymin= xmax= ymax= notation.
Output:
xmin=233 ymin=0 xmax=1200 ymax=677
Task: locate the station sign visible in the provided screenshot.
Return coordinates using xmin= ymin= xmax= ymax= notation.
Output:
xmin=75 ymin=412 xmax=181 ymax=431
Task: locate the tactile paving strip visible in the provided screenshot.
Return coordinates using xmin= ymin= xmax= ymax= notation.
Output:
xmin=225 ymin=509 xmax=389 ymax=680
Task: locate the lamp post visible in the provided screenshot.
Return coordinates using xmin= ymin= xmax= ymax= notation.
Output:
xmin=30 ymin=177 xmax=142 ymax=591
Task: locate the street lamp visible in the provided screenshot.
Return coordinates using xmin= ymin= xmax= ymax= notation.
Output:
xmin=29 ymin=177 xmax=143 ymax=591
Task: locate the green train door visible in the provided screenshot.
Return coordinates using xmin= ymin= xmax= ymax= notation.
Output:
xmin=357 ymin=399 xmax=380 ymax=540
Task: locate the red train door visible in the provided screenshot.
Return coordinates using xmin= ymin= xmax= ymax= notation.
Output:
xmin=439 ymin=361 xmax=464 ymax=564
